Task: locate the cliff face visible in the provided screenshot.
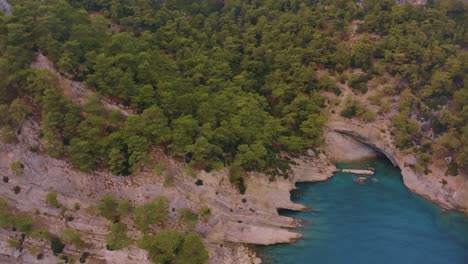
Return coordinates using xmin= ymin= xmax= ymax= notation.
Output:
xmin=0 ymin=54 xmax=339 ymax=263
xmin=0 ymin=118 xmax=337 ymax=263
xmin=326 ymin=118 xmax=468 ymax=213
xmin=0 ymin=0 xmax=11 ymax=15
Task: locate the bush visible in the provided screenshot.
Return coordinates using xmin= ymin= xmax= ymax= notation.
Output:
xmin=45 ymin=192 xmax=62 ymax=208
xmin=138 ymin=230 xmax=208 ymax=264
xmin=177 ymin=233 xmax=209 ymax=264
xmin=199 ymin=206 xmax=211 ymax=221
xmin=229 ymin=165 xmax=246 ymax=194
xmin=362 ymin=111 xmax=376 ymax=122
xmin=106 ymin=223 xmax=131 ymax=250
xmin=134 ymin=196 xmax=169 ymax=232
xmin=447 ymin=162 xmax=459 ymax=176
xmin=341 ymin=105 xmax=358 ymax=118
xmin=348 ymin=73 xmax=369 ymax=93
xmin=195 ymin=179 xmax=203 ymax=186
xmin=10 ymin=161 xmax=24 ymax=176
xmin=178 ymin=208 xmax=198 ymax=228
xmin=61 ymin=229 xmax=85 ymax=250
xmin=97 ymin=194 xmax=120 ymax=222
xmin=0 ymin=210 xmax=34 ymax=234
xmin=50 ymin=237 xmax=65 ymax=255
xmin=1 ymin=126 xmax=17 ymax=143
xmin=118 ymin=199 xmax=132 ymax=216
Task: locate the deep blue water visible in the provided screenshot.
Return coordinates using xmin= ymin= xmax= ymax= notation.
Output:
xmin=257 ymin=158 xmax=468 ymax=264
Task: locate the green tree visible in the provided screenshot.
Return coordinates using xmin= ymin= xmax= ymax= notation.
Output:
xmin=176 ymin=233 xmax=209 ymax=264
xmin=97 ymin=194 xmax=120 ymax=222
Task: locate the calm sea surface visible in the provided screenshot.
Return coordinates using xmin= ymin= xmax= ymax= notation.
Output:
xmin=257 ymin=158 xmax=468 ymax=264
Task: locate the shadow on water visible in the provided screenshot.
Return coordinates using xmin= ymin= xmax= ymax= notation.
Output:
xmin=255 ymin=157 xmax=468 ymax=264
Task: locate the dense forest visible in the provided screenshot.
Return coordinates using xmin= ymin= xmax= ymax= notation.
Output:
xmin=0 ymin=0 xmax=466 ymax=184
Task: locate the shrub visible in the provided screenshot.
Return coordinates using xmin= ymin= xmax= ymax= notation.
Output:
xmin=341 ymin=105 xmax=358 ymax=118
xmin=199 ymin=206 xmax=211 ymax=221
xmin=118 ymin=199 xmax=132 ymax=216
xmin=45 ymin=192 xmax=62 ymax=208
xmin=176 ymin=233 xmax=209 ymax=264
xmin=11 ymin=161 xmax=24 ymax=176
xmin=134 ymin=196 xmax=169 ymax=232
xmin=50 ymin=237 xmax=65 ymax=255
xmin=106 ymin=223 xmax=131 ymax=250
xmin=361 ymin=111 xmax=376 ymax=122
xmin=138 ymin=230 xmax=208 ymax=264
xmin=15 ymin=215 xmax=34 ymax=233
xmin=195 ymin=179 xmax=203 ymax=186
xmin=97 ymin=194 xmax=120 ymax=222
xmin=7 ymin=238 xmax=19 ymax=248
xmin=1 ymin=126 xmax=18 ymax=143
xmin=447 ymin=162 xmax=459 ymax=176
xmin=229 ymin=165 xmax=246 ymax=194
xmin=61 ymin=228 xmax=85 ymax=250
xmin=178 ymin=208 xmax=198 ymax=228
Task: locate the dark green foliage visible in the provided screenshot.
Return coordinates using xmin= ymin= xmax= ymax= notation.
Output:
xmin=138 ymin=230 xmax=208 ymax=264
xmin=341 ymin=105 xmax=358 ymax=118
xmin=447 ymin=162 xmax=459 ymax=176
xmin=79 ymin=252 xmax=90 ymax=263
xmin=50 ymin=237 xmax=65 ymax=255
xmin=177 ymin=233 xmax=209 ymax=264
xmin=195 ymin=179 xmax=203 ymax=186
xmin=0 ymin=0 xmax=466 ymax=175
xmin=97 ymin=194 xmax=131 ymax=222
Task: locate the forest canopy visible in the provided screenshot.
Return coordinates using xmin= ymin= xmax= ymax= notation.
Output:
xmin=0 ymin=0 xmax=466 ymax=178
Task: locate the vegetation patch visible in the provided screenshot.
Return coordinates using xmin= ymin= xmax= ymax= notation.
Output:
xmin=138 ymin=230 xmax=208 ymax=264
xmin=134 ymin=196 xmax=169 ymax=232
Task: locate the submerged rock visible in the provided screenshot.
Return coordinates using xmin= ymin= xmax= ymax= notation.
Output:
xmin=354 ymin=177 xmax=367 ymax=183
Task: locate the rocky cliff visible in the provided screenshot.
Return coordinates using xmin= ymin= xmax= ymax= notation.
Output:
xmin=0 ymin=0 xmax=11 ymax=15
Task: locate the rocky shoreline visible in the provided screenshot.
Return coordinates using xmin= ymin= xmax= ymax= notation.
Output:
xmin=326 ymin=118 xmax=468 ymax=213
xmin=0 ymin=118 xmax=338 ymax=264
xmin=3 ymin=115 xmax=465 ymax=264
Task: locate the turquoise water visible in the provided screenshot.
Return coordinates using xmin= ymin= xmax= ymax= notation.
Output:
xmin=258 ymin=158 xmax=468 ymax=264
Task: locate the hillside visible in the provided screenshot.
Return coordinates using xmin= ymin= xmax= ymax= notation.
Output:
xmin=0 ymin=0 xmax=466 ymax=263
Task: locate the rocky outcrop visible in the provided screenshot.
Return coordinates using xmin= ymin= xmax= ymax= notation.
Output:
xmin=397 ymin=0 xmax=427 ymax=6
xmin=342 ymin=169 xmax=374 ymax=176
xmin=325 ymin=131 xmax=378 ymax=161
xmin=326 ymin=119 xmax=468 ymax=213
xmin=0 ymin=0 xmax=11 ymax=15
